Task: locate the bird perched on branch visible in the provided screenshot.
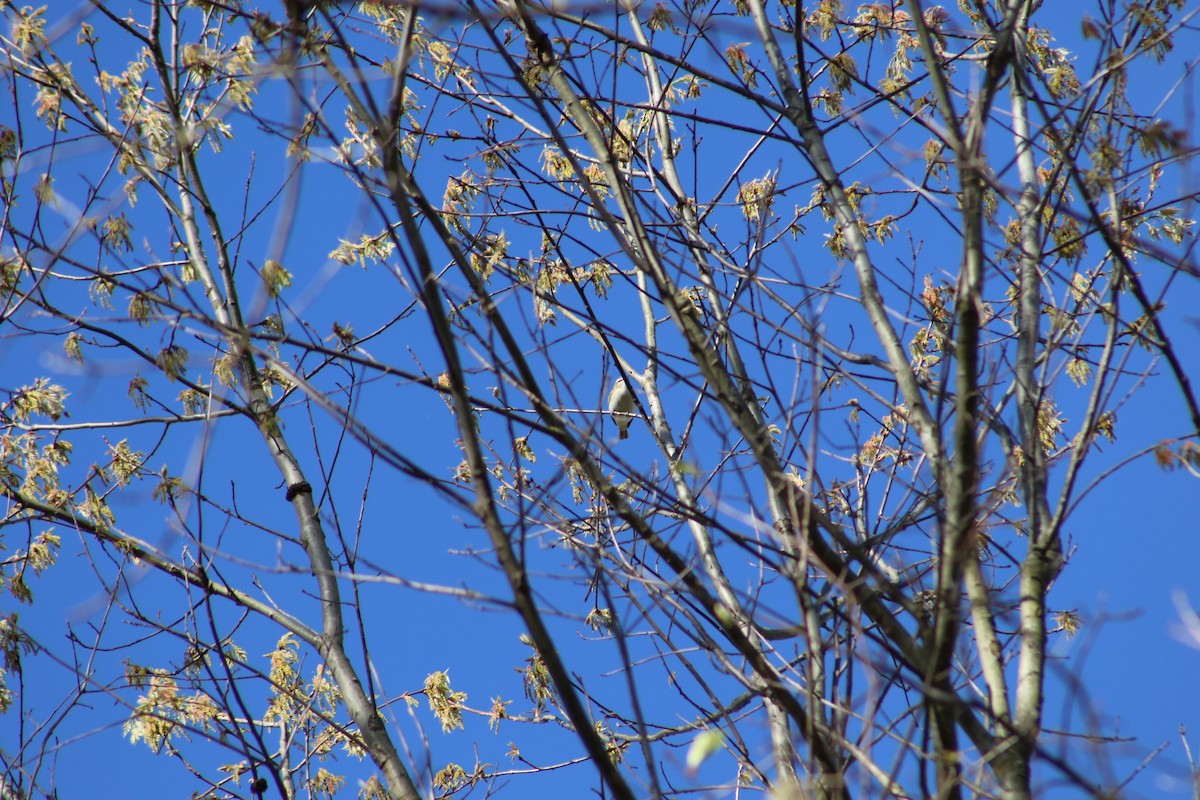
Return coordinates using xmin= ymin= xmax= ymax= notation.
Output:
xmin=607 ymin=376 xmax=637 ymax=439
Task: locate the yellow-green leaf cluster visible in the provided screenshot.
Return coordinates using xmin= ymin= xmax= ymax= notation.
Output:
xmin=469 ymin=232 xmax=507 ymax=281
xmin=424 ymin=670 xmax=467 ymax=733
xmin=540 ymin=146 xmax=574 ymax=184
xmin=10 ymin=379 xmax=67 ymax=422
xmin=585 ymin=607 xmax=614 ymax=633
xmin=31 ymin=62 xmax=71 ymax=131
xmin=433 ymin=763 xmax=467 ymax=792
xmin=1036 ymin=398 xmax=1065 ymax=455
xmin=724 ymin=43 xmax=757 ymax=88
xmin=443 ymin=171 xmax=481 ymax=231
xmin=63 ymin=332 xmax=84 ymax=363
xmin=264 ymin=634 xmax=303 ymax=725
xmin=328 ymin=231 xmax=396 ymax=268
xmin=153 ymin=469 xmax=185 ymax=504
xmin=124 ymin=669 xmax=223 ymax=753
xmin=155 ymin=345 xmax=189 ymax=382
xmin=129 ymin=292 xmax=158 ymax=325
xmin=514 ymin=436 xmax=535 ymax=464
xmin=107 ymin=440 xmax=143 ymax=486
xmin=737 ymin=174 xmax=776 ymax=222
xmin=488 ymin=696 xmax=510 ymax=733
xmin=305 ymin=768 xmax=345 ymax=799
xmin=260 ymin=259 xmax=292 ymax=298
xmin=520 ymin=636 xmax=554 ymax=710
xmin=810 ymin=0 xmax=842 ymax=41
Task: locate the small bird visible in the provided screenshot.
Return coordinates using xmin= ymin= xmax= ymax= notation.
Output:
xmin=607 ymin=376 xmax=637 ymax=439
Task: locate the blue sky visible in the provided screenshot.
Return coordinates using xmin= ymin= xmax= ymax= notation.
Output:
xmin=4 ymin=3 xmax=1200 ymax=799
